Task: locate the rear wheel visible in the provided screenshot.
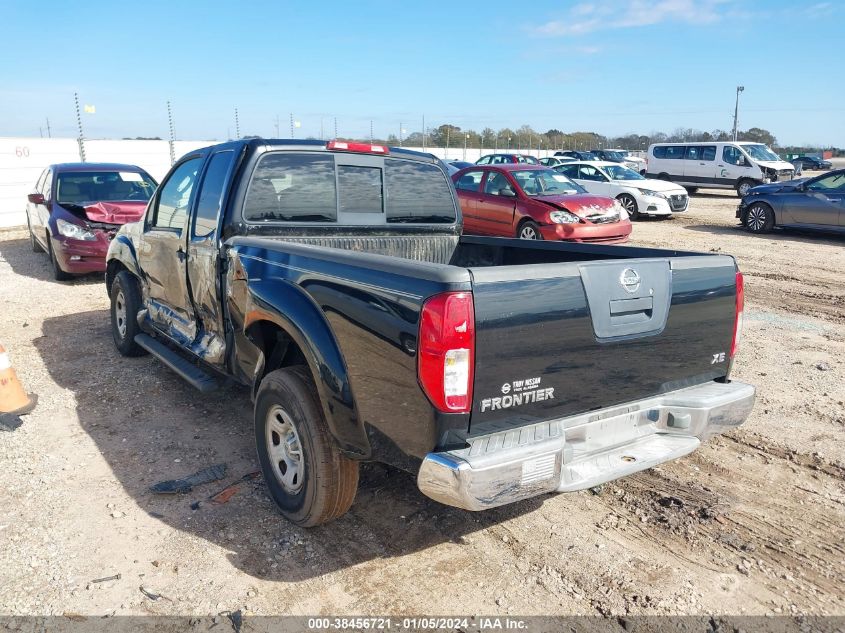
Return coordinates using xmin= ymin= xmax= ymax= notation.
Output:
xmin=517 ymin=221 xmax=542 ymax=240
xmin=110 ymin=271 xmax=147 ymax=356
xmin=617 ymin=194 xmax=639 ymax=220
xmin=46 ymin=233 xmax=73 ymax=281
xmin=685 ymin=187 xmax=698 ymax=195
xmin=745 ymin=202 xmax=775 ymax=234
xmin=255 ymin=366 xmax=359 ymax=527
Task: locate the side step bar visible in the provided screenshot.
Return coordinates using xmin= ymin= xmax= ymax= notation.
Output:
xmin=134 ymin=334 xmax=219 ymax=393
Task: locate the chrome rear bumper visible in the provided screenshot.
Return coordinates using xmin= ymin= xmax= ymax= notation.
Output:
xmin=417 ymin=381 xmax=755 ymax=511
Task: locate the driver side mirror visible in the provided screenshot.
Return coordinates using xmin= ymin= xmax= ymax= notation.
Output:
xmin=27 ymin=193 xmax=45 ymax=204
xmin=499 ymin=187 xmax=516 ymax=197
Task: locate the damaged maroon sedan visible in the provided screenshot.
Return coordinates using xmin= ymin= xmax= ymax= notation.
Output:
xmin=452 ymin=164 xmax=631 ymax=242
xmin=26 ymin=163 xmax=157 ymax=280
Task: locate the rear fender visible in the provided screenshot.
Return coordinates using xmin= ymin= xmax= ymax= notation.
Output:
xmin=243 ymin=279 xmax=368 ymax=458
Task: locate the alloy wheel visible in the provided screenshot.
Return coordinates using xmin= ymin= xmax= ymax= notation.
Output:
xmin=115 ymin=290 xmax=127 ymax=338
xmin=519 ymin=225 xmax=538 ymax=239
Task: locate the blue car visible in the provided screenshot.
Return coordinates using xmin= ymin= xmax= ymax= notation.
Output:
xmin=737 ymin=168 xmax=845 ymax=234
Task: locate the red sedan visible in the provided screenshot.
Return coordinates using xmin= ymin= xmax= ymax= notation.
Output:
xmin=26 ymin=163 xmax=157 ymax=280
xmin=452 ymin=164 xmax=631 ymax=242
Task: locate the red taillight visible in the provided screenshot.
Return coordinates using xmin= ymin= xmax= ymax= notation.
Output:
xmin=326 ymin=140 xmax=389 ymax=155
xmin=417 ymin=292 xmax=475 ymax=413
xmin=730 ymin=271 xmax=744 ymax=359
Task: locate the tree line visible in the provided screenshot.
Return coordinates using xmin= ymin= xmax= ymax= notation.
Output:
xmin=366 ymin=124 xmax=835 ymax=155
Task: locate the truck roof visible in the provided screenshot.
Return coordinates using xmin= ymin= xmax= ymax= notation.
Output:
xmin=189 ymin=138 xmax=441 ymax=164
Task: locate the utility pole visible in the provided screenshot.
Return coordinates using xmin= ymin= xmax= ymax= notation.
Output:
xmin=333 ymin=117 xmax=338 ymax=140
xmin=463 ymin=133 xmax=469 ymax=161
xmin=370 ymin=120 xmax=374 ymax=143
xmin=445 ymin=127 xmax=450 ymax=158
xmin=46 ymin=117 xmax=51 ymax=138
xmin=74 ymin=92 xmax=86 ymax=162
xmin=167 ymin=100 xmax=176 ymax=166
xmin=732 ymin=85 xmax=745 ymax=141
xmin=290 ymin=113 xmax=294 ymax=138
xmin=274 ymin=115 xmax=280 ymax=138
xmin=399 ymin=122 xmax=403 ymax=147
xmin=234 ymin=108 xmax=240 ymax=140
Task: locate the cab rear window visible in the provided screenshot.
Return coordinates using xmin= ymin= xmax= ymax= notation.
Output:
xmin=243 ymin=152 xmax=457 ymax=224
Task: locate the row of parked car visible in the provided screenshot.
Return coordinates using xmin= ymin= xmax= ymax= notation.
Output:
xmin=23 ymin=143 xmax=843 ymax=281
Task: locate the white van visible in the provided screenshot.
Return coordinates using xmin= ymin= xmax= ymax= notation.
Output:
xmin=646 ymin=142 xmax=795 ymax=196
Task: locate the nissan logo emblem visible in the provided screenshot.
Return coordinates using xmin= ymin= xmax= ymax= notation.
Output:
xmin=620 ymin=268 xmax=641 ymax=293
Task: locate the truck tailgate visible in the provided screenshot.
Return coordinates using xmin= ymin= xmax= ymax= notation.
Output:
xmin=468 ymin=255 xmax=738 ymax=430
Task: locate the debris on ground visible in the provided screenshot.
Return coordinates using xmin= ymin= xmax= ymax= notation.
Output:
xmin=90 ymin=574 xmax=121 ymax=585
xmin=150 ymin=463 xmax=227 ymax=495
xmin=190 ymin=471 xmax=260 ymax=510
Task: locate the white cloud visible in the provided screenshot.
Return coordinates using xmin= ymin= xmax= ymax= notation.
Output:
xmin=533 ymin=0 xmax=731 ymax=37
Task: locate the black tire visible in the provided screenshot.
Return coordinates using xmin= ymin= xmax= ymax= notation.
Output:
xmin=657 ymin=173 xmax=671 ymax=181
xmin=517 ymin=220 xmax=542 ymax=240
xmin=745 ymin=202 xmax=775 ymax=234
xmin=685 ymin=187 xmax=698 ymax=195
xmin=110 ymin=271 xmax=147 ymax=356
xmin=28 ymin=217 xmax=43 ymax=253
xmin=46 ymin=233 xmax=73 ymax=281
xmin=736 ymin=178 xmax=756 ymax=197
xmin=255 ymin=366 xmax=359 ymax=527
xmin=617 ymin=194 xmax=639 ymax=220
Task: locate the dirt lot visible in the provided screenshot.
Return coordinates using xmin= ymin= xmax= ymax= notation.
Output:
xmin=1 ymin=189 xmax=843 ymax=618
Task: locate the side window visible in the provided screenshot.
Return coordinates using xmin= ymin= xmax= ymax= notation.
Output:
xmin=556 ymin=165 xmax=579 ymax=178
xmin=665 ymin=145 xmax=686 ymax=160
xmin=723 ymin=146 xmax=744 ymax=166
xmin=477 ymin=156 xmax=490 ymax=165
xmin=152 ymin=157 xmax=202 ymax=230
xmin=455 ymin=170 xmax=484 ymax=191
xmin=578 ymin=165 xmax=603 ymax=181
xmin=701 ymin=146 xmax=717 ymax=161
xmin=685 ymin=146 xmax=701 ymax=161
xmin=484 ymin=172 xmax=510 ymax=195
xmin=42 ymin=170 xmax=53 ymax=201
xmin=243 ymin=153 xmax=336 ymax=222
xmin=193 ymin=150 xmax=235 ymax=238
xmin=807 ymin=172 xmax=845 ymax=192
xmin=34 ymin=169 xmax=48 ymax=193
xmin=652 ymin=146 xmax=667 ymax=159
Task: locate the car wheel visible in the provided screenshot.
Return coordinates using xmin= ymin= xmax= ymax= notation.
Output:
xmin=745 ymin=202 xmax=775 ymax=234
xmin=517 ymin=221 xmax=542 ymax=240
xmin=617 ymin=194 xmax=639 ymax=220
xmin=736 ymin=179 xmax=756 ymax=197
xmin=28 ymin=217 xmax=43 ymax=253
xmin=255 ymin=366 xmax=359 ymax=527
xmin=685 ymin=187 xmax=698 ymax=195
xmin=110 ymin=271 xmax=148 ymax=357
xmin=657 ymin=173 xmax=671 ymax=181
xmin=46 ymin=233 xmax=73 ymax=281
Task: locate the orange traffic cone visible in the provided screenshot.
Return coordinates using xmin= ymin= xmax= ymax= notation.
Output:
xmin=0 ymin=343 xmax=37 ymax=430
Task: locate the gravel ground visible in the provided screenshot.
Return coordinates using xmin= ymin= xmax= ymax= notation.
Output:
xmin=0 ymin=189 xmax=843 ymax=618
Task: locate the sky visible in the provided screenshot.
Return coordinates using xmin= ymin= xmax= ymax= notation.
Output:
xmin=1 ymin=0 xmax=843 ymax=147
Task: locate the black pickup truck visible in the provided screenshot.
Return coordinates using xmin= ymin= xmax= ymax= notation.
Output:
xmin=105 ymin=139 xmax=754 ymax=526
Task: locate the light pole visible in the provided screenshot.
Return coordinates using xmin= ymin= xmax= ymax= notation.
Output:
xmin=732 ymin=85 xmax=745 ymax=141
xmin=463 ymin=133 xmax=469 ymax=161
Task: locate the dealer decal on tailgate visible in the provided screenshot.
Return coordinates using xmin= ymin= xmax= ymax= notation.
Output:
xmin=479 ymin=376 xmax=555 ymax=412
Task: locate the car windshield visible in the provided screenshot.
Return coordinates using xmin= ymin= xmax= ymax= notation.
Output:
xmin=604 ymin=165 xmax=645 ymax=181
xmin=511 ymin=169 xmax=585 ymax=196
xmin=742 ymin=144 xmax=781 ymax=162
xmin=56 ymin=171 xmax=157 ymax=204
xmin=603 ymin=151 xmax=624 ymax=161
